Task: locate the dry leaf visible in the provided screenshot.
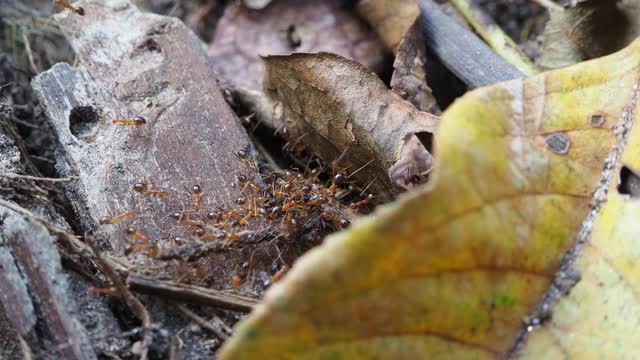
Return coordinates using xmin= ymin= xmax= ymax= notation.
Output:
xmin=220 ymin=38 xmax=640 ymax=359
xmin=356 ymin=0 xmax=419 ymax=52
xmin=263 ymin=52 xmax=439 ymax=195
xmin=390 ymin=19 xmax=440 ymax=115
xmin=208 ymin=0 xmax=386 ymax=99
xmin=539 ymin=0 xmax=640 ymax=69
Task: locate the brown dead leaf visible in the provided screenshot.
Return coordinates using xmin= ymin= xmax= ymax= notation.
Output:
xmin=208 ymin=0 xmax=387 ymax=101
xmin=263 ymin=52 xmax=439 ymax=196
xmin=356 ymin=0 xmax=419 ymax=52
xmin=390 ymin=19 xmax=440 ymax=115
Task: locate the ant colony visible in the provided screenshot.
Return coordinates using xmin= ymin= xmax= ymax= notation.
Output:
xmin=99 ymin=147 xmax=375 ymax=290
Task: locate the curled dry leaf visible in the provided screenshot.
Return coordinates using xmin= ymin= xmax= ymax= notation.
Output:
xmin=263 ymin=52 xmax=439 ymax=195
xmin=220 ymin=38 xmax=640 ymax=359
xmin=208 ymin=0 xmax=386 ymax=108
xmin=356 ymin=0 xmax=419 ymax=52
xmin=390 ymin=19 xmax=440 ymax=115
xmin=539 ymin=0 xmax=640 ymax=69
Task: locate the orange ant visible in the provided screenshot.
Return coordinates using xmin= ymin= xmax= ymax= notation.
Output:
xmin=124 ymin=243 xmax=158 ymax=257
xmin=126 ymin=227 xmax=149 ymax=243
xmin=133 ymin=181 xmax=168 ymax=197
xmin=191 ymin=184 xmax=202 ymax=212
xmin=350 ymin=194 xmax=374 ymax=209
xmin=321 ymin=212 xmax=350 ymax=228
xmin=270 ymin=264 xmax=289 ymax=283
xmin=235 ymin=150 xmax=259 ymax=174
xmin=54 ymin=0 xmax=85 ymax=15
xmin=111 ymin=103 xmax=148 ymax=126
xmin=99 ymin=210 xmax=133 ymax=225
xmin=112 ymin=115 xmax=146 ymax=126
xmin=171 ymin=212 xmax=204 ymax=227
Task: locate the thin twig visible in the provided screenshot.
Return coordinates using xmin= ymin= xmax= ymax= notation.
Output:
xmin=21 ymin=31 xmax=41 ymax=74
xmin=127 ymin=275 xmax=259 ymax=312
xmin=0 ymin=172 xmax=79 ymax=182
xmin=532 ymin=0 xmax=564 ymax=11
xmin=176 ymin=305 xmax=230 ymax=340
xmin=85 ymin=236 xmax=150 ymax=326
xmin=85 ymin=236 xmax=152 ymax=360
xmin=168 ymin=335 xmax=182 ymax=360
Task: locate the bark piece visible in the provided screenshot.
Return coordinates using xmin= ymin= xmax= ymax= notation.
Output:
xmin=208 ymin=0 xmax=386 ymax=112
xmin=0 ymin=206 xmax=95 ymax=360
xmin=390 ymin=20 xmax=440 ymax=115
xmin=264 ymin=52 xmax=439 ymax=195
xmin=0 ymin=108 xmax=122 ymax=358
xmin=31 ymin=0 xmax=252 ymax=251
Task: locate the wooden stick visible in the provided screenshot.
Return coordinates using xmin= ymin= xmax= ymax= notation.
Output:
xmin=418 ymin=0 xmax=524 ymax=88
xmin=0 ymin=172 xmax=78 ymax=182
xmin=127 ymin=275 xmax=259 ymax=313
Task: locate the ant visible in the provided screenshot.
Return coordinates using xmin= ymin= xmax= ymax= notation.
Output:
xmin=112 ymin=115 xmax=146 ymax=126
xmin=350 ymin=194 xmax=374 ymax=209
xmin=270 ymin=264 xmax=289 ymax=283
xmin=133 ymin=181 xmax=168 ymax=197
xmin=54 ymin=0 xmax=85 ymax=15
xmin=235 ymin=150 xmax=259 ymax=174
xmin=320 ymin=212 xmax=350 ymax=228
xmin=191 ymin=184 xmax=202 ymax=212
xmin=99 ymin=210 xmax=133 ymax=225
xmin=111 ymin=104 xmax=148 ymax=126
xmin=126 ymin=227 xmax=149 ymax=243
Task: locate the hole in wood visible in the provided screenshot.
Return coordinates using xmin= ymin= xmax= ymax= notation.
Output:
xmin=69 ymin=106 xmax=99 ymax=139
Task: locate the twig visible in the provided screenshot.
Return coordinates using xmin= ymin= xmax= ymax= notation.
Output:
xmin=127 ymin=275 xmax=259 ymax=312
xmin=450 ymin=0 xmax=539 ymax=75
xmin=168 ymin=335 xmax=181 ymax=360
xmin=21 ymin=31 xmax=41 ymax=75
xmin=85 ymin=236 xmax=152 ymax=360
xmin=176 ymin=305 xmax=230 ymax=340
xmin=418 ymin=0 xmax=524 ymax=88
xmin=0 ymin=172 xmax=79 ymax=182
xmin=532 ymin=0 xmax=565 ymax=11
xmin=85 ymin=237 xmax=150 ymax=326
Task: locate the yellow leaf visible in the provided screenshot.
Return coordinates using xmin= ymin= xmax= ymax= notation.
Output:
xmin=515 ymin=87 xmax=640 ymax=358
xmin=219 ymin=39 xmax=640 ymax=359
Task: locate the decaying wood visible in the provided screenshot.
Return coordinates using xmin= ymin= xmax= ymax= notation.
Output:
xmin=127 ymin=275 xmax=259 ymax=312
xmin=418 ymin=0 xmax=524 ymax=87
xmin=0 ymin=206 xmax=95 ymax=360
xmin=31 ymin=0 xmax=253 ymax=255
xmin=263 ymin=52 xmax=439 ymax=195
xmin=0 ymin=109 xmax=123 ymax=359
